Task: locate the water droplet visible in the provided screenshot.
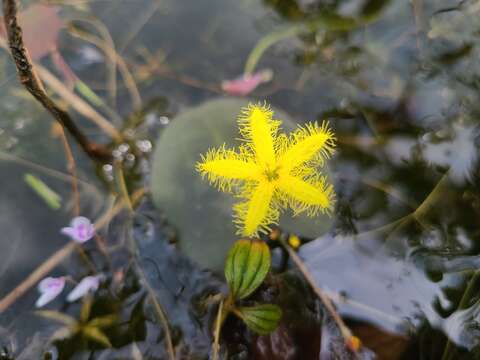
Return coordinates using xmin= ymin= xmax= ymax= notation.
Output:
xmin=159 ymin=116 xmax=170 ymax=125
xmin=118 ymin=143 xmax=130 ymax=153
xmin=136 ymin=139 xmax=152 ymax=153
xmin=102 ymin=164 xmax=114 ymax=181
xmin=112 ymin=149 xmax=123 ymax=160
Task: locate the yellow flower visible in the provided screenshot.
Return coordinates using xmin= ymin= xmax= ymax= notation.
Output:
xmin=196 ymin=103 xmax=336 ymax=237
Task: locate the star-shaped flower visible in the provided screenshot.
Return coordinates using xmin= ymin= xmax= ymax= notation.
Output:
xmin=196 ymin=103 xmax=336 ymax=237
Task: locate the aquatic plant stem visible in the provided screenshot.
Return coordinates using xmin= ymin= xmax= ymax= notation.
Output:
xmin=1 ymin=0 xmax=113 ymax=162
xmin=115 ymin=162 xmax=133 ymax=212
xmin=68 ymin=25 xmax=142 ymax=109
xmin=212 ymin=298 xmax=224 ymax=360
xmin=34 ymin=63 xmax=122 ymax=141
xmin=244 ymin=25 xmax=305 ymax=75
xmin=54 ymin=123 xmax=80 ymax=215
xmin=68 ymin=16 xmax=119 ymax=108
xmin=441 ymin=269 xmax=480 ymax=360
xmin=244 ymin=7 xmax=388 ymax=75
xmin=279 ymin=238 xmax=356 ymax=347
xmin=134 ymin=260 xmax=175 ymax=360
xmin=0 ymin=188 xmax=146 ymax=313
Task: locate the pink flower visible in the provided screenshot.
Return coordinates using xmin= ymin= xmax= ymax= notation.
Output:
xmin=221 ymin=69 xmax=273 ymax=96
xmin=67 ymin=274 xmax=103 ymax=302
xmin=36 ymin=276 xmax=65 ymax=308
xmin=61 ymin=216 xmax=95 ymax=243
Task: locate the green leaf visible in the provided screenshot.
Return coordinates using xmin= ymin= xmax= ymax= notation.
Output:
xmin=82 ymin=326 xmax=112 ymax=347
xmin=80 ymin=295 xmax=93 ymax=323
xmin=225 ymin=239 xmax=271 ymax=300
xmin=88 ymin=314 xmax=117 ymax=328
xmin=24 ymin=173 xmax=62 ymax=210
xmin=49 ymin=326 xmax=75 ymax=342
xmin=75 ymin=80 xmax=105 ymax=107
xmin=35 ymin=310 xmax=77 ymax=327
xmin=236 ymin=304 xmax=282 ymax=335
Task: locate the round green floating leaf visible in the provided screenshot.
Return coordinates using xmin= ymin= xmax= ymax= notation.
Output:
xmin=151 ymin=98 xmax=333 ymax=271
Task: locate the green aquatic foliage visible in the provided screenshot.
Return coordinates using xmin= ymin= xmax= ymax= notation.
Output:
xmin=225 ymin=239 xmax=271 ymax=300
xmin=24 ymin=173 xmax=62 ymax=210
xmin=234 ymin=304 xmax=283 ymax=336
xmin=36 ymin=295 xmax=116 ymax=347
xmin=222 ymin=239 xmax=281 ymax=335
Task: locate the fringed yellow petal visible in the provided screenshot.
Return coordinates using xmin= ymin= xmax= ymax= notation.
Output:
xmin=238 ymin=103 xmax=279 ymax=167
xmin=234 ymin=181 xmax=277 ymax=236
xmin=196 ymin=144 xmax=260 ymax=192
xmin=278 ymin=121 xmax=335 ymax=174
xmin=277 ymin=175 xmax=335 ymax=216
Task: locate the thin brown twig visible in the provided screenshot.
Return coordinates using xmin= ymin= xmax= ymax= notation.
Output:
xmin=1 ymin=0 xmax=112 ymax=161
xmin=279 ymin=238 xmax=355 ymax=345
xmin=69 ymin=25 xmax=142 ymax=109
xmin=135 ymin=47 xmax=222 ymax=94
xmin=212 ymin=299 xmax=224 ymax=360
xmin=53 ymin=123 xmax=80 ymax=215
xmin=68 ymin=16 xmax=119 ymax=108
xmin=134 ymin=261 xmax=175 ymax=360
xmin=34 ymin=62 xmax=122 ymax=140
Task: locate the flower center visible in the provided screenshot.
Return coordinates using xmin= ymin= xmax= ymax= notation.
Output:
xmin=263 ymin=166 xmax=279 ymax=182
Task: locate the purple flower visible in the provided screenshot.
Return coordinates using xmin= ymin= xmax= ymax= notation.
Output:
xmin=221 ymin=69 xmax=273 ymax=96
xmin=61 ymin=216 xmax=95 ymax=243
xmin=36 ymin=276 xmax=65 ymax=308
xmin=67 ymin=274 xmax=103 ymax=302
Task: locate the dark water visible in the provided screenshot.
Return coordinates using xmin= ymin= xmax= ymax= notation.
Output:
xmin=1 ymin=0 xmax=480 ymax=358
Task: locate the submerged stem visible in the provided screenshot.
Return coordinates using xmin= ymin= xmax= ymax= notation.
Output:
xmin=441 ymin=270 xmax=480 ymax=360
xmin=212 ymin=298 xmax=224 ymax=360
xmin=279 ymin=238 xmax=355 ymax=346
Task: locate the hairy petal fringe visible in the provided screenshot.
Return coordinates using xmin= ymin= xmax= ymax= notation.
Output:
xmin=238 ymin=103 xmax=280 ymax=167
xmin=278 ymin=121 xmax=336 ymax=174
xmin=196 ymin=144 xmax=259 ymax=192
xmin=234 ymin=181 xmax=278 ymax=236
xmin=277 ymin=174 xmax=335 ymax=216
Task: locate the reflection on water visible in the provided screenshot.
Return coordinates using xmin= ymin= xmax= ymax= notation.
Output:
xmin=0 ymin=0 xmax=479 ymax=358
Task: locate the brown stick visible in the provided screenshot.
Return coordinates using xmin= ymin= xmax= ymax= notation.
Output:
xmin=2 ymin=0 xmax=112 ymax=162
xmin=279 ymin=238 xmax=356 ymax=346
xmin=54 ymin=123 xmax=80 ymax=216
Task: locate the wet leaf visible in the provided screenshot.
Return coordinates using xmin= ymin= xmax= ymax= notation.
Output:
xmin=82 ymin=326 xmax=112 ymax=347
xmin=24 ymin=173 xmax=61 ymax=210
xmin=88 ymin=314 xmax=117 ymax=328
xmin=236 ymin=304 xmax=282 ymax=335
xmin=225 ymin=239 xmax=271 ymax=300
xmin=50 ymin=326 xmax=75 ymax=342
xmin=35 ymin=310 xmax=76 ymax=327
xmin=80 ymin=295 xmax=93 ymax=323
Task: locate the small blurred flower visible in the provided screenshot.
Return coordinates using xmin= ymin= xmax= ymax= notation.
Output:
xmin=221 ymin=69 xmax=273 ymax=96
xmin=61 ymin=216 xmax=95 ymax=243
xmin=36 ymin=276 xmax=65 ymax=308
xmin=67 ymin=274 xmax=103 ymax=302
